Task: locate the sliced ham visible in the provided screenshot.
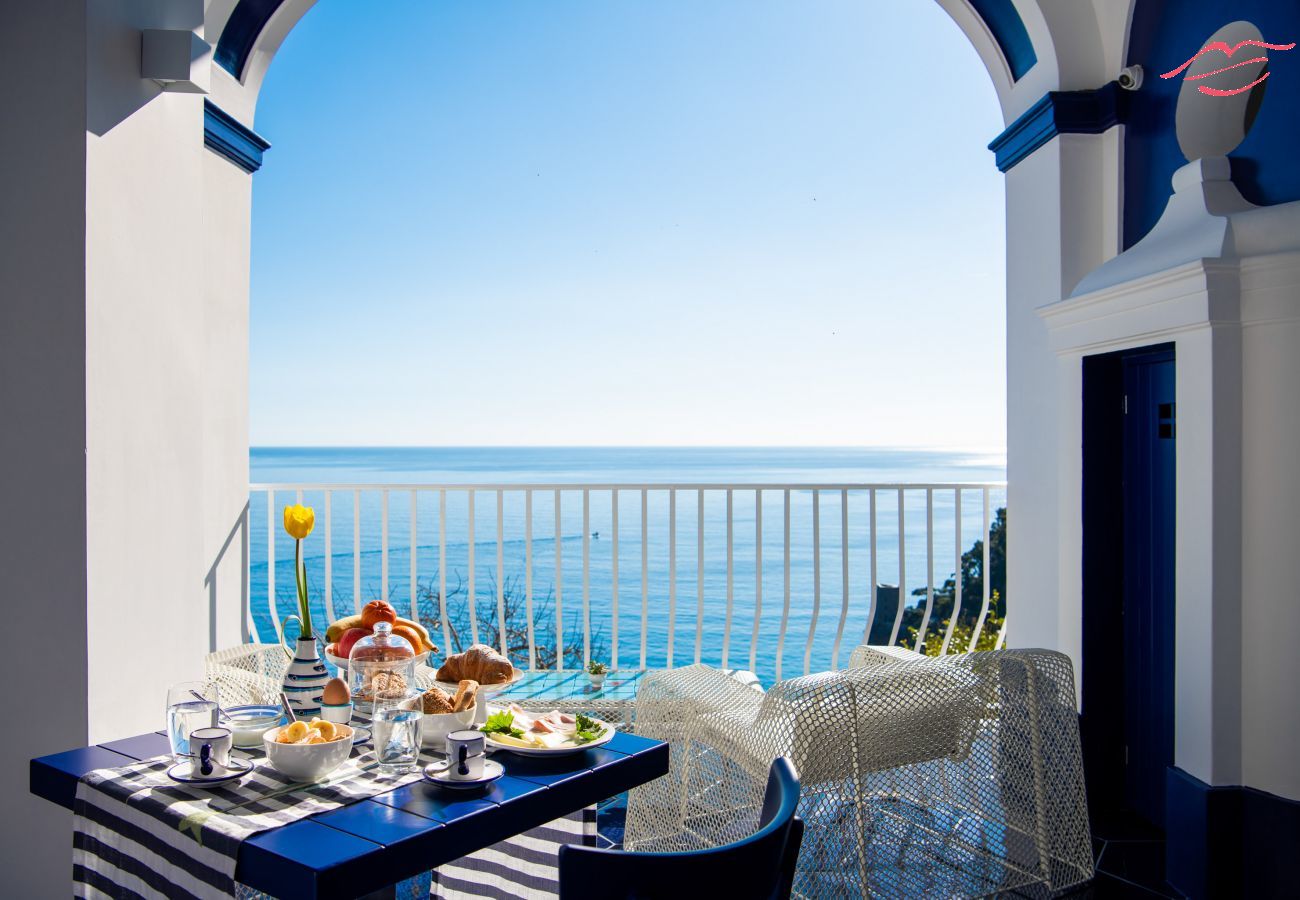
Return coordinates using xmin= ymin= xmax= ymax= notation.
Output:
xmin=530 ymin=717 xmax=555 ymax=733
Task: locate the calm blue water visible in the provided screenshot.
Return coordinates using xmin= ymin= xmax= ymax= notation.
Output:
xmin=250 ymin=447 xmax=1005 ymax=685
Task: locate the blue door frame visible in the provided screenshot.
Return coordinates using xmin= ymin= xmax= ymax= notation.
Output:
xmin=1081 ymin=344 xmax=1176 ymax=828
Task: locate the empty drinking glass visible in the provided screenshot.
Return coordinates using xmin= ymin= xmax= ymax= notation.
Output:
xmin=371 ymin=689 xmax=423 ymax=774
xmin=167 ymin=680 xmax=220 ymax=764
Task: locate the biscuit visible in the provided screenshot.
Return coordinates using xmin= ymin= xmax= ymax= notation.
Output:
xmin=451 ymin=679 xmax=479 ymax=713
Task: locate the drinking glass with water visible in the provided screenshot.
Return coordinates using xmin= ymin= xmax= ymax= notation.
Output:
xmin=372 ymin=689 xmax=424 ymax=773
xmin=167 ymin=681 xmax=220 ymax=764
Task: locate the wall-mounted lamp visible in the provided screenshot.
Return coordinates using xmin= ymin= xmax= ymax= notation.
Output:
xmin=1117 ymin=65 xmax=1144 ymax=91
xmin=141 ymin=29 xmax=212 ymax=94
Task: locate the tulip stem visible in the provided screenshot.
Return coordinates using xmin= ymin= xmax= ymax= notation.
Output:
xmin=294 ymin=539 xmax=313 ymax=640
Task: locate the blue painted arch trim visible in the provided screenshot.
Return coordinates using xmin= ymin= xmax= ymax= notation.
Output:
xmin=203 ymin=100 xmax=271 ymax=173
xmin=215 ymin=0 xmax=288 ymax=79
xmin=969 ymin=0 xmax=1037 ymax=82
xmin=988 ymin=83 xmax=1126 ymax=172
xmin=218 ymin=0 xmax=1035 ymax=88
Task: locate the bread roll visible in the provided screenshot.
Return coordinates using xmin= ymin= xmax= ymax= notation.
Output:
xmin=436 ymin=644 xmax=515 ymax=685
xmin=420 ymin=686 xmax=454 ymax=714
xmin=369 ymin=670 xmax=408 ymax=700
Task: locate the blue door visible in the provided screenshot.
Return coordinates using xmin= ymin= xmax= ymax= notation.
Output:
xmin=1080 ymin=344 xmax=1175 ymax=830
xmin=1121 ymin=348 xmax=1176 ymax=826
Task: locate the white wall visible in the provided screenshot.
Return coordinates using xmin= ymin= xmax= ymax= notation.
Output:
xmin=1002 ymin=130 xmax=1120 ymax=675
xmin=0 ymin=5 xmax=91 ymax=895
xmin=1238 ymin=252 xmax=1300 ymax=800
xmin=1 ymin=2 xmax=255 ymax=892
xmin=202 ymin=150 xmax=255 ymax=653
xmin=84 ymin=0 xmax=215 ymax=743
xmin=1003 ymin=142 xmax=1066 ymax=658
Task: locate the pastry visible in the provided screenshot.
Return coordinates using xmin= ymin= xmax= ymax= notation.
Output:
xmin=436 ymin=644 xmax=515 ymax=685
xmin=451 ymin=679 xmax=479 ymax=713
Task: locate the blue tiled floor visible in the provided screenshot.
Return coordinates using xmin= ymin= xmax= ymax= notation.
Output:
xmin=595 ymin=792 xmax=626 ymax=849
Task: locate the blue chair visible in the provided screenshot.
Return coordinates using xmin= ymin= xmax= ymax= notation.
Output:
xmin=558 ymin=756 xmax=803 ymax=900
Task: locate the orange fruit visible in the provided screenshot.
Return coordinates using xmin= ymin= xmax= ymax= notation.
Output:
xmin=360 ymin=600 xmax=398 ymax=629
xmin=391 ymin=624 xmax=424 ymax=655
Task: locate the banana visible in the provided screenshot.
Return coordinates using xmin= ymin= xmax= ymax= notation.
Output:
xmin=325 ymin=615 xmax=363 ymax=643
xmin=309 ymin=719 xmax=338 ymax=741
xmin=395 ymin=617 xmax=436 ymax=652
xmin=326 ymin=613 xmax=436 ymax=652
xmin=279 ymin=721 xmax=309 ymax=743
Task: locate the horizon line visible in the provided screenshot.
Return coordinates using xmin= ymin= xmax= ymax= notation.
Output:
xmin=249 ymin=443 xmax=1009 ymax=454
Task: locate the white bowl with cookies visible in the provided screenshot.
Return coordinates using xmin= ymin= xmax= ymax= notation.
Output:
xmin=416 ymin=680 xmax=479 ymax=747
xmin=263 ymin=719 xmax=355 ymax=780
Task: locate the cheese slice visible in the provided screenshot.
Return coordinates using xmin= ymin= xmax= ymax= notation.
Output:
xmin=490 ymin=733 xmax=544 ymax=748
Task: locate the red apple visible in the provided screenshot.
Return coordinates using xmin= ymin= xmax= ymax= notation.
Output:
xmin=337 ymin=626 xmax=370 ymax=658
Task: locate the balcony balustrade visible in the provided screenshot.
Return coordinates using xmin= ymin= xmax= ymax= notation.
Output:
xmin=249 ymin=482 xmax=1007 ymax=685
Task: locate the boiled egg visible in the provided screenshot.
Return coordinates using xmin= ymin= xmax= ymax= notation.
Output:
xmin=322 ymin=677 xmax=350 ymax=705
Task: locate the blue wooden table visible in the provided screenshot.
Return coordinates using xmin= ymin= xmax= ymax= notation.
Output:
xmin=31 ymin=730 xmax=668 ymax=899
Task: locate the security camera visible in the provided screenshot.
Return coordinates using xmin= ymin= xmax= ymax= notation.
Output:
xmin=1118 ymin=65 xmax=1144 ymax=91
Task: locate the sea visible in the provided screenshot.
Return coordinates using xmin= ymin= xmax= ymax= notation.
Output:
xmin=249 ymin=447 xmax=1006 ymax=686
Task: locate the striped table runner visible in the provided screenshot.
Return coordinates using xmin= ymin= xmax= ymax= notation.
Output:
xmin=73 ymin=743 xmax=427 ymax=899
xmin=73 ymin=746 xmax=593 ymax=899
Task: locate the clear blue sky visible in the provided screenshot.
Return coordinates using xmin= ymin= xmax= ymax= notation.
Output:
xmin=250 ymin=0 xmax=1006 ymax=448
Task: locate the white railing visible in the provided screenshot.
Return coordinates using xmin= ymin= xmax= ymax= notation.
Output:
xmin=249 ymin=482 xmax=1007 ymax=684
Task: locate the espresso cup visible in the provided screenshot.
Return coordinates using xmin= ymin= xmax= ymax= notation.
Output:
xmin=190 ymin=726 xmax=234 ymax=777
xmin=445 ymin=730 xmax=486 ymax=781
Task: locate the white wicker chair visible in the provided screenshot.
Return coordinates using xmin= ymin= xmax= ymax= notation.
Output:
xmin=205 ymin=644 xmax=290 ymax=706
xmin=625 ymin=648 xmax=1092 ymax=899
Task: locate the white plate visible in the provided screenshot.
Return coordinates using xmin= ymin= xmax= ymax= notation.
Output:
xmin=423 ymin=757 xmax=504 ymax=790
xmin=166 ymin=756 xmax=254 ymax=788
xmin=482 ymin=712 xmax=616 ymax=756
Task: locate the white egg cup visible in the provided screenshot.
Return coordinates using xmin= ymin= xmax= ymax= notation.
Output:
xmin=320 ymin=701 xmax=353 ymax=724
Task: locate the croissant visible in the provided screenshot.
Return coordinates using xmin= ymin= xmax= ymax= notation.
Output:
xmin=437 ymin=644 xmax=515 ymax=685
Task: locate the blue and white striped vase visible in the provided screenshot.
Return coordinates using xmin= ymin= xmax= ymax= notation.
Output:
xmin=282 ymin=635 xmax=330 ymax=719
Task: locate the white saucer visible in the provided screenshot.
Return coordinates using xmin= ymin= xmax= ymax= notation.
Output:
xmin=166 ymin=756 xmax=253 ymax=788
xmin=349 ymin=726 xmax=371 ymax=745
xmin=423 ymin=757 xmax=503 ymax=790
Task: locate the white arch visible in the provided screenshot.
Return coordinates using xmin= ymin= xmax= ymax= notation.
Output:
xmin=932 ymin=0 xmax=1134 ymax=124
xmin=209 ymin=0 xmax=1125 ymax=129
xmin=205 ymin=0 xmax=319 ymax=127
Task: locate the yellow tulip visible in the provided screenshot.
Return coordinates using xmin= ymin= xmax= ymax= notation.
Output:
xmin=283 ymin=504 xmax=315 ymax=540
